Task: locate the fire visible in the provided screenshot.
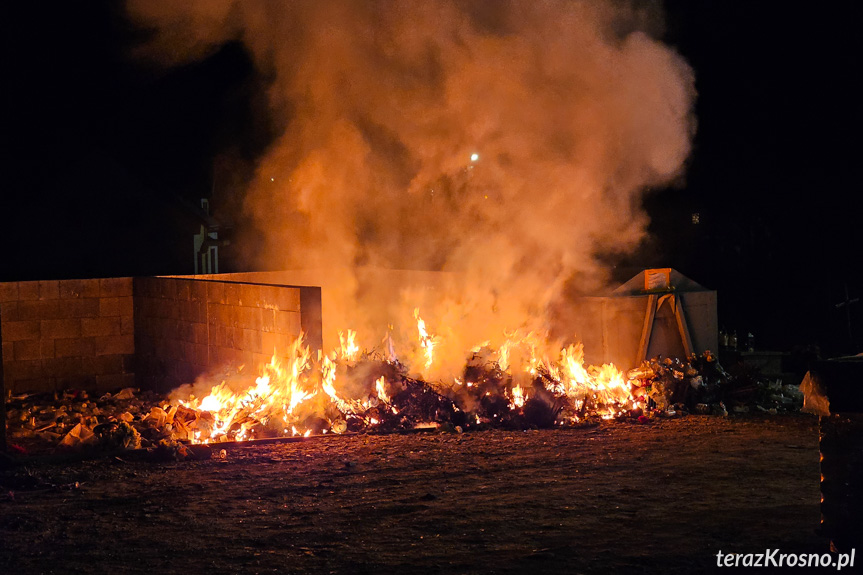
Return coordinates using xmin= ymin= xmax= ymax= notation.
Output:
xmin=510 ymin=384 xmax=526 ymax=409
xmin=375 ymin=376 xmax=390 ymax=404
xmin=170 ymin=310 xmax=641 ymax=444
xmin=179 ymin=335 xmax=315 ymax=444
xmin=338 ymin=329 xmax=360 ymax=361
xmin=414 ymin=308 xmax=436 ymax=371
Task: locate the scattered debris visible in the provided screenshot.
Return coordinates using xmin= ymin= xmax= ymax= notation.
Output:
xmin=628 ymin=351 xmax=803 ymax=418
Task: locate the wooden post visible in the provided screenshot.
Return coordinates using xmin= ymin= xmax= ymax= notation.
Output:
xmin=636 ymin=294 xmax=658 ymax=365
xmin=672 ymin=294 xmax=695 ymax=358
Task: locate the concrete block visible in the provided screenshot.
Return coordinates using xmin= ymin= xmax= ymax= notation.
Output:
xmin=215 ymin=347 xmax=232 ymax=367
xmin=1 ymin=300 xmax=20 ymax=321
xmin=261 ymin=332 xmax=281 ymax=357
xmin=81 ymin=317 xmax=121 ymax=338
xmin=100 ymin=296 xmax=133 ymax=317
xmin=239 ymin=284 xmax=262 ymax=307
xmin=192 ymin=343 xmax=209 ymax=367
xmin=207 ymin=282 xmax=225 ymax=304
xmin=189 ymin=300 xmax=206 ymax=323
xmin=300 ymin=287 xmax=323 ymax=354
xmin=13 ymin=377 xmax=56 ymax=394
xmin=190 ymin=280 xmax=207 ymax=302
xmin=58 ymin=298 xmax=100 ymax=319
xmin=13 ymin=339 xmax=43 ymax=361
xmin=178 ymin=300 xmax=194 ymax=322
xmin=261 ymin=308 xmax=275 ymax=332
xmin=224 ymin=283 xmax=241 ymax=306
xmin=141 ymin=297 xmax=157 ymax=318
xmin=154 ymin=279 xmax=170 ymax=300
xmin=260 ymin=285 xmax=281 ymax=308
xmin=196 ymin=301 xmax=208 ymax=323
xmin=176 ymin=280 xmax=191 ymax=301
xmin=3 ymin=320 xmax=41 ymax=341
xmin=0 ymin=281 xmax=19 ymax=302
xmin=12 ymin=339 xmax=53 ymax=361
xmin=132 ymin=277 xmax=156 ymax=298
xmin=38 ymin=280 xmax=60 ymax=300
xmin=94 ymin=373 xmax=131 ymax=393
xmin=94 ymin=334 xmax=134 ymax=356
xmin=250 ymin=307 xmax=264 ymax=331
xmin=6 ymin=359 xmax=44 ymax=381
xmin=275 ymin=311 xmax=302 ymax=335
xmin=169 ymin=300 xmax=182 ymax=320
xmin=18 ymin=299 xmax=61 ymax=321
xmin=2 ymin=341 xmax=12 ymax=363
xmin=227 ymin=347 xmax=245 ymax=366
xmin=210 ymin=303 xmax=228 ymax=327
xmin=222 ymin=326 xmax=236 ymax=348
xmin=54 ymin=337 xmax=96 ymax=358
xmin=42 ymin=356 xmax=83 ymax=378
xmin=121 ymin=354 xmax=135 ymax=373
xmin=181 ymin=341 xmax=195 ymax=362
xmin=242 ymin=329 xmax=262 ymax=354
xmin=163 ymin=319 xmax=181 ymax=340
xmin=59 ymin=279 xmax=100 ymax=299
xmin=121 ymin=315 xmax=134 ymax=335
xmin=100 ymin=277 xmax=133 ymax=297
xmin=193 ymin=322 xmax=208 ymax=345
xmin=177 ymin=321 xmax=193 ymax=343
xmin=205 ymin=303 xmax=218 ymax=326
xmin=219 ymin=325 xmax=234 ymax=348
xmin=82 ymin=354 xmax=122 ymax=375
xmin=207 ymin=324 xmax=221 ymax=347
xmin=275 ymin=287 xmax=301 ymax=312
xmin=234 ymin=306 xmax=253 ymax=330
xmin=18 ymin=281 xmax=40 ymax=301
xmin=41 ymin=318 xmax=82 ymax=340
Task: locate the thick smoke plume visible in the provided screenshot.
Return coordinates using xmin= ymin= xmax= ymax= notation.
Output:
xmin=128 ymin=0 xmax=696 ymax=376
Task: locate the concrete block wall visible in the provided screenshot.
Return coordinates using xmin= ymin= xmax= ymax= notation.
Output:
xmin=0 ymin=278 xmax=135 ymax=394
xmin=134 ymin=277 xmax=322 ymax=393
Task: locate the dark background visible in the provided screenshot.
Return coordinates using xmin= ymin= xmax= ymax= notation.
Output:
xmin=4 ymin=1 xmax=861 ymax=356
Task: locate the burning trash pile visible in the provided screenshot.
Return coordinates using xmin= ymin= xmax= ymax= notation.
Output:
xmin=4 ymin=316 xmax=803 ymax=459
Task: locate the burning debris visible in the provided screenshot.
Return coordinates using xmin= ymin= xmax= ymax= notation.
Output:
xmin=4 ymin=317 xmax=803 ymax=459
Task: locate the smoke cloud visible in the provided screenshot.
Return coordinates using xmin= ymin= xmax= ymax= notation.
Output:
xmin=128 ymin=0 xmax=696 ymax=375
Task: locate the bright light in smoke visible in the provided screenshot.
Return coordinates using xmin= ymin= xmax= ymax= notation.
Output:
xmin=470 ymin=153 xmax=479 ymax=162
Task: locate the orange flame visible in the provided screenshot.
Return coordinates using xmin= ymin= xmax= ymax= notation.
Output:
xmin=173 ymin=311 xmax=637 ymax=444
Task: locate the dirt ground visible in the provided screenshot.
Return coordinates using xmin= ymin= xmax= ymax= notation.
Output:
xmin=1 ymin=414 xmax=825 ymax=574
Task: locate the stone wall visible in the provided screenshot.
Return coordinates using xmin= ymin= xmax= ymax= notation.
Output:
xmin=133 ymin=277 xmax=321 ymax=393
xmin=0 ymin=278 xmax=135 ymax=393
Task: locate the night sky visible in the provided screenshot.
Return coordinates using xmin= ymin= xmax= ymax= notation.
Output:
xmin=4 ymin=1 xmax=861 ymax=355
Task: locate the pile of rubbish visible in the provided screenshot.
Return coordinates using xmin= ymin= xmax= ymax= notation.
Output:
xmin=2 ymin=351 xmax=803 ymax=459
xmin=4 ymin=388 xmax=187 ymax=459
xmin=629 ymin=351 xmax=805 ymax=417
